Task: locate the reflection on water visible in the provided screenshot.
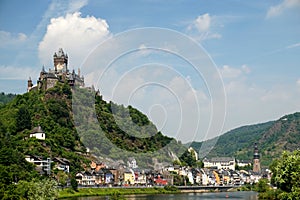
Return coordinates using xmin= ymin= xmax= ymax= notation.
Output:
xmin=67 ymin=191 xmax=258 ymax=200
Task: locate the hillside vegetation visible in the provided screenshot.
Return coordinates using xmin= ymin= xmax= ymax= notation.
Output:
xmin=0 ymin=82 xmax=184 ymax=181
xmin=0 ymin=82 xmax=187 ymax=198
xmin=72 ymin=86 xmax=185 ymax=168
xmin=190 ymin=113 xmax=300 ymax=166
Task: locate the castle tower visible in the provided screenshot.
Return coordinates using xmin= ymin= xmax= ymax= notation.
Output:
xmin=253 ymin=143 xmax=261 ymax=173
xmin=27 ymin=77 xmax=33 ymax=92
xmin=53 ymin=48 xmax=68 ymax=72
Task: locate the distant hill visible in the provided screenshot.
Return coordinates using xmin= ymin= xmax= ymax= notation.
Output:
xmin=0 ymin=92 xmax=16 ymax=106
xmin=189 ymin=112 xmax=300 ymax=166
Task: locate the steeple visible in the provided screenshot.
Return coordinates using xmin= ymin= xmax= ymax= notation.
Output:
xmin=41 ymin=65 xmax=45 ymax=73
xmin=253 ymin=143 xmax=261 ymax=173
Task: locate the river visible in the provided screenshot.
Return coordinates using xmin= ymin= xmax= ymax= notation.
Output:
xmin=65 ymin=191 xmax=258 ymax=200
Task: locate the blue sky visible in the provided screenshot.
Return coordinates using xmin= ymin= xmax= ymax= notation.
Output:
xmin=0 ymin=0 xmax=300 ymax=142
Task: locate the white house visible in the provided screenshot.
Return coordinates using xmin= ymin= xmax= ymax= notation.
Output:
xmin=187 ymin=171 xmax=194 ymax=185
xmin=75 ymin=172 xmax=95 ymax=186
xmin=237 ymin=160 xmax=252 ymax=168
xmin=203 ymin=157 xmax=236 ymax=170
xmin=29 ymin=125 xmax=45 ymax=140
xmin=127 ymin=157 xmax=138 ymax=169
xmin=200 ymin=169 xmax=209 ymax=185
xmin=53 ymin=157 xmax=70 ymax=173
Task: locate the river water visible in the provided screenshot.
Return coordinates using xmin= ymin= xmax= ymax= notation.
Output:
xmin=66 ymin=191 xmax=258 ymax=200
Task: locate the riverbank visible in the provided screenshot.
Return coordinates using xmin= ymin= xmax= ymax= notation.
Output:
xmin=58 ymin=187 xmax=181 ymax=199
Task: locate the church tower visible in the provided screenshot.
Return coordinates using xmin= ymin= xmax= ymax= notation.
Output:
xmin=253 ymin=143 xmax=261 ymax=173
xmin=53 ymin=48 xmax=68 ymax=72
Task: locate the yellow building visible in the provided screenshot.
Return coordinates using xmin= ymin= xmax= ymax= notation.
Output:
xmin=124 ymin=169 xmax=135 ymax=185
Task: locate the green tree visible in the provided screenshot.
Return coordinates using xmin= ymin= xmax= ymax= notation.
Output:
xmin=270 ymin=150 xmax=300 ymax=193
xmin=16 ymin=106 xmax=31 ymax=132
xmin=254 ymin=178 xmax=270 ymax=193
xmin=70 ymin=177 xmax=78 ymax=191
xmin=56 ymin=171 xmax=68 ymax=187
xmin=16 ymin=179 xmax=58 ymax=200
xmin=258 ymin=150 xmax=300 ymax=200
xmin=179 ymin=149 xmax=196 ymax=167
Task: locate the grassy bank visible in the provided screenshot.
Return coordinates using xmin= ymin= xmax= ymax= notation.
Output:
xmin=58 ymin=186 xmax=180 ymax=199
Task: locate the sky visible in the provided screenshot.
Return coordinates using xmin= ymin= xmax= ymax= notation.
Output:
xmin=0 ymin=0 xmax=300 ymax=143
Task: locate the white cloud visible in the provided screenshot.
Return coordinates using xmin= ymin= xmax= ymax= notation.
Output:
xmin=219 ymin=64 xmax=250 ymax=79
xmin=0 ymin=65 xmax=39 ymax=80
xmin=260 ymin=89 xmax=290 ymax=102
xmin=286 ymin=42 xmax=300 ymax=49
xmin=266 ymin=0 xmax=300 ymax=18
xmin=187 ymin=13 xmax=221 ymax=41
xmin=297 ymin=79 xmax=300 ymax=87
xmin=241 ymin=64 xmax=251 ymax=74
xmin=67 ymin=0 xmax=88 ymax=13
xmin=0 ymin=31 xmax=27 ymax=48
xmin=38 ymin=12 xmax=110 ymax=68
xmin=195 ymin=13 xmax=211 ymax=32
xmin=221 ymin=76 xmax=300 ymax=138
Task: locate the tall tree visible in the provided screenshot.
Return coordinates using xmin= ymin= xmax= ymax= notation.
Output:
xmin=269 ymin=150 xmax=300 ymax=199
xmin=16 ymin=106 xmax=31 ymax=132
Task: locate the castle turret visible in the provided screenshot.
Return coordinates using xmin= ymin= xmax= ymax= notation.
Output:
xmin=54 ymin=48 xmax=68 ymax=72
xmin=27 ymin=77 xmax=33 ymax=92
xmin=253 ymin=143 xmax=261 ymax=173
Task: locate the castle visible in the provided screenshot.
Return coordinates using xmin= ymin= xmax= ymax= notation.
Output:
xmin=27 ymin=48 xmax=84 ymax=91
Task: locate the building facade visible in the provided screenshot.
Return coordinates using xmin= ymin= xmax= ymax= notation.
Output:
xmin=203 ymin=157 xmax=236 ymax=170
xmin=29 ymin=125 xmax=45 ymax=140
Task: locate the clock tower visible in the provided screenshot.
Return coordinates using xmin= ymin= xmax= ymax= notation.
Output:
xmin=53 ymin=48 xmax=68 ymax=72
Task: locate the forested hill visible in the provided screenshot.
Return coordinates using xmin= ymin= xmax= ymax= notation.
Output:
xmin=189 ymin=112 xmax=300 ymax=166
xmin=0 ymin=82 xmax=185 ymax=181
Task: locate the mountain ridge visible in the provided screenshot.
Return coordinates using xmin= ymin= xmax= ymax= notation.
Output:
xmin=189 ymin=112 xmax=300 ymax=166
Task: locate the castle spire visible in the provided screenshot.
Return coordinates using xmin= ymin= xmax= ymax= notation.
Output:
xmin=27 ymin=77 xmax=33 ymax=92
xmin=253 ymin=143 xmax=261 ymax=173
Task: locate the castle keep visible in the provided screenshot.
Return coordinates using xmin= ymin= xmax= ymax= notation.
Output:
xmin=27 ymin=48 xmax=84 ymax=91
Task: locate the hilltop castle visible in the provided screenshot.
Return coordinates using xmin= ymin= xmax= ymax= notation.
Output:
xmin=27 ymin=48 xmax=84 ymax=91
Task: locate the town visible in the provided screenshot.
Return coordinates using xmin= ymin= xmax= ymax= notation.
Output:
xmin=27 ymin=125 xmax=267 ymax=188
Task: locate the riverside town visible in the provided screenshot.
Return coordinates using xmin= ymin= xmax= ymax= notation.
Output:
xmin=0 ymin=47 xmax=299 ymax=200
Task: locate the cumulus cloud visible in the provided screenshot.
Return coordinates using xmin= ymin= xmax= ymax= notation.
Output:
xmin=38 ymin=12 xmax=110 ymax=68
xmin=0 ymin=31 xmax=27 ymax=48
xmin=266 ymin=0 xmax=300 ymax=18
xmin=188 ymin=13 xmax=221 ymax=41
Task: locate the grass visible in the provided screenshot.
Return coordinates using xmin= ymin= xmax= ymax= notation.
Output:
xmin=58 ymin=187 xmax=180 ymax=199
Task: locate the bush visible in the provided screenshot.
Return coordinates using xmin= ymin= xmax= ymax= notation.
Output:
xmin=164 ymin=185 xmax=178 ymax=191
